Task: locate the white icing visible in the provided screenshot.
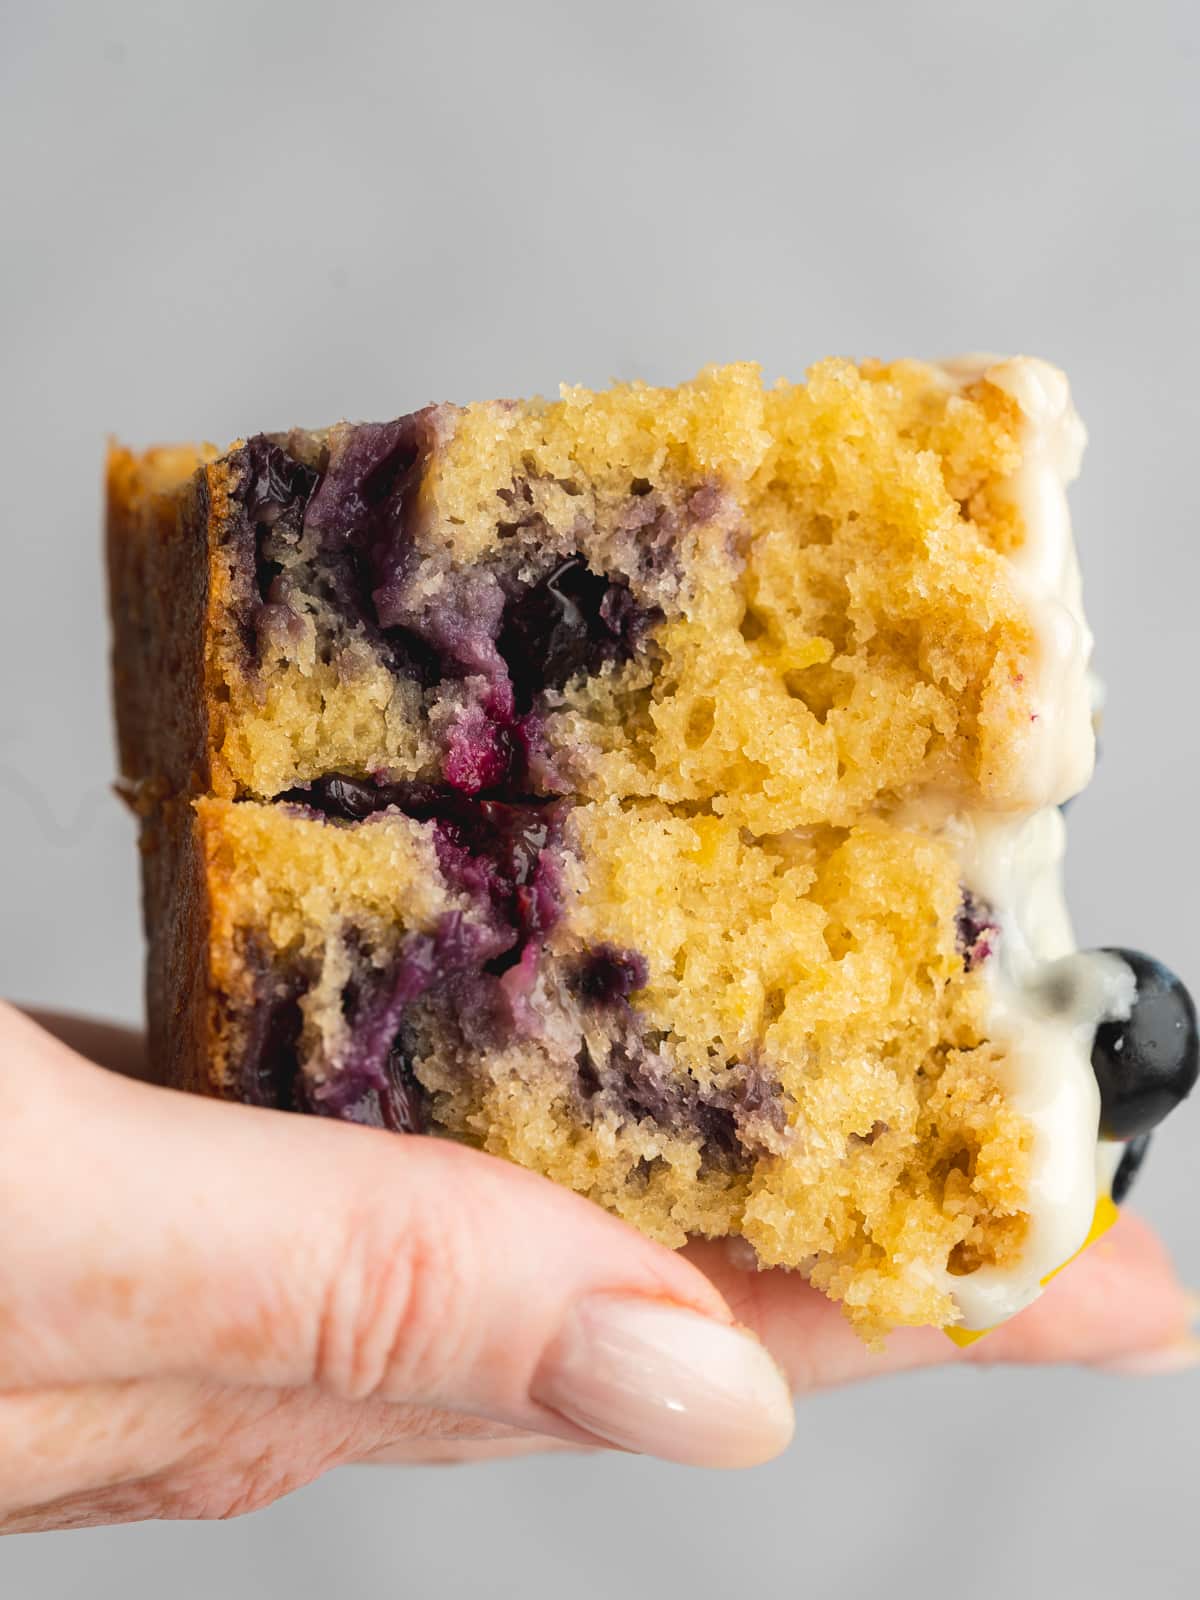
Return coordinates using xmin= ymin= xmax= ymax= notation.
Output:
xmin=941 ymin=355 xmax=1096 ymax=808
xmin=923 ymin=358 xmax=1117 ymax=1330
xmin=989 ymin=359 xmax=1095 ymax=807
xmin=932 ymin=808 xmax=1131 ymax=1328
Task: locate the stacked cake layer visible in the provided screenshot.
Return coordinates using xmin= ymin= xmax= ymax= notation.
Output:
xmin=109 ymin=357 xmax=1133 ymax=1338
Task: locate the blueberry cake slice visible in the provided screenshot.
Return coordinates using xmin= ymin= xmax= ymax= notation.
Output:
xmin=108 ymin=357 xmax=1197 ymax=1340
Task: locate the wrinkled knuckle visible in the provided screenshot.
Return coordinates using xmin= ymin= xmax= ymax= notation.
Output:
xmin=140 ymin=1479 xmax=232 ymax=1524
xmin=204 ymin=1465 xmax=302 ymax=1522
xmin=314 ymin=1187 xmax=477 ymax=1405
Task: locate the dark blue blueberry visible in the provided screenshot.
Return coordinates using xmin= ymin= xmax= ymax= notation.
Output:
xmin=497 ymin=555 xmax=660 ymax=713
xmin=573 ymin=945 xmax=649 ymax=1007
xmin=281 ymin=774 xmax=450 ymax=820
xmin=235 ymin=936 xmax=305 ymax=1110
xmin=240 ymin=437 xmax=320 ymax=523
xmin=1111 ymin=1132 xmax=1152 ymax=1204
xmin=283 ymin=773 xmax=388 ymax=820
xmin=377 ymin=1041 xmax=428 ymax=1133
xmin=230 ymin=439 xmax=320 ymax=643
xmin=312 ymin=1038 xmax=429 ymax=1134
xmin=1092 ymin=949 xmax=1199 ymax=1139
xmin=303 ymin=415 xmax=428 ymax=558
xmin=575 ymin=1042 xmax=785 ymax=1173
xmin=237 ymin=415 xmax=453 ymax=685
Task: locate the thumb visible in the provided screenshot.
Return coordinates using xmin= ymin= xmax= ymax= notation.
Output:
xmin=0 ymin=1006 xmax=793 ymax=1469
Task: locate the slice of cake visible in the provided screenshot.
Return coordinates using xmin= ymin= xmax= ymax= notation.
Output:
xmin=107 ymin=357 xmax=1197 ymax=1340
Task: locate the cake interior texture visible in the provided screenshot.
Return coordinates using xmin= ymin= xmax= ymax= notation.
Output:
xmin=108 ymin=358 xmax=1091 ymax=1338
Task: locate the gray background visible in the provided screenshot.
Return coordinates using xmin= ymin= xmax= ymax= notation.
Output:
xmin=2 ymin=0 xmax=1197 ymax=1594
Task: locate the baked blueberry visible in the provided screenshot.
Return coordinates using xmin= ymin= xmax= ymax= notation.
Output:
xmin=956 ymin=888 xmax=999 ymax=971
xmin=572 ymin=944 xmax=650 ymax=1007
xmin=497 ymin=555 xmax=659 ymax=714
xmin=1092 ymin=949 xmax=1199 ymax=1140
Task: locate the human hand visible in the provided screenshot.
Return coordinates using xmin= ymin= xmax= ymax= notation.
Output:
xmin=2 ymin=1002 xmax=1194 ymax=1533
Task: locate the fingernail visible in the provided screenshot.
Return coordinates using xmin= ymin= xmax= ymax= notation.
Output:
xmin=532 ymin=1297 xmax=795 ymax=1468
xmin=1099 ymin=1335 xmax=1200 ymax=1377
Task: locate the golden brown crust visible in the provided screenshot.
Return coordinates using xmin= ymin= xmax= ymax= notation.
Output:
xmin=108 ymin=444 xmax=220 ymax=1094
xmin=138 ymin=798 xmax=218 ymax=1095
xmin=106 ymin=443 xmax=222 ymax=802
xmin=107 ymin=445 xmax=235 ymax=1091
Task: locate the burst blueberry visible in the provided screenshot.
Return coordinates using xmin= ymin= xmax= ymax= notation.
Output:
xmin=498 ymin=554 xmax=660 ymax=713
xmin=573 ymin=944 xmax=649 ymax=1007
xmin=956 ymin=888 xmax=999 ymax=971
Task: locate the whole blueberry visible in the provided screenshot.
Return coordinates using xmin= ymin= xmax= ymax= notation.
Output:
xmin=1110 ymin=1132 xmax=1152 ymax=1205
xmin=1092 ymin=949 xmax=1199 ymax=1139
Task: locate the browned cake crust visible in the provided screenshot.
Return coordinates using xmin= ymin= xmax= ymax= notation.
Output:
xmin=136 ymin=799 xmax=212 ymax=1095
xmin=106 ymin=445 xmax=224 ymax=803
xmin=108 ymin=447 xmax=216 ymax=1093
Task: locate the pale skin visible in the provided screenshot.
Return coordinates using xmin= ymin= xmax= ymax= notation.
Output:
xmin=1 ymin=1001 xmax=1195 ymax=1535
